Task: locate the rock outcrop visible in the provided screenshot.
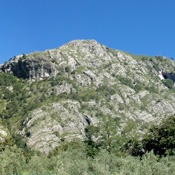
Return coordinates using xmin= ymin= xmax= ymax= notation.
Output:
xmin=1 ymin=40 xmax=175 ymax=154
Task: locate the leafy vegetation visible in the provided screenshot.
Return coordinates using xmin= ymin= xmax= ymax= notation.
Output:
xmin=85 ymin=114 xmax=121 ymax=154
xmin=118 ymin=76 xmax=144 ymax=93
xmin=162 ymin=79 xmax=174 ymax=89
xmin=153 ymin=64 xmax=159 ymax=72
xmin=1 ymin=46 xmax=175 ymax=174
xmin=1 ymin=141 xmax=175 ymax=175
xmin=142 ymin=115 xmax=175 ymax=156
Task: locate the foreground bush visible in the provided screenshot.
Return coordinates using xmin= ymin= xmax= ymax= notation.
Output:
xmin=54 ymin=150 xmax=175 ymax=175
xmin=1 ymin=143 xmax=175 ymax=174
xmin=142 ymin=115 xmax=175 ymax=156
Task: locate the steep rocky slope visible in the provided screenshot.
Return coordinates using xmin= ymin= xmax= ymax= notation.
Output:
xmin=1 ymin=40 xmax=175 ymax=154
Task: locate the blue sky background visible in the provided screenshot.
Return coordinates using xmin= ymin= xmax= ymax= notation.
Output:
xmin=0 ymin=0 xmax=175 ymax=64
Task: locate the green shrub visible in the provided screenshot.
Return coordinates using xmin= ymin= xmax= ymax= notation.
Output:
xmin=145 ymin=86 xmax=159 ymax=93
xmin=155 ymin=56 xmax=164 ymax=62
xmin=118 ymin=77 xmax=144 ymax=93
xmin=141 ymin=57 xmax=147 ymax=61
xmin=1 ymin=142 xmax=175 ymax=174
xmin=153 ymin=64 xmax=159 ymax=72
xmin=162 ymin=79 xmax=174 ymax=89
xmin=51 ymin=58 xmax=57 ymax=64
xmin=142 ymin=115 xmax=175 ymax=156
xmin=96 ymin=85 xmax=115 ymax=96
xmin=119 ymin=77 xmax=133 ymax=87
xmin=134 ymin=83 xmax=144 ymax=93
xmin=0 ymin=148 xmax=26 ymax=175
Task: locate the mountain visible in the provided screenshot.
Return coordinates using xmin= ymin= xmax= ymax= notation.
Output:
xmin=1 ymin=39 xmax=175 ymax=154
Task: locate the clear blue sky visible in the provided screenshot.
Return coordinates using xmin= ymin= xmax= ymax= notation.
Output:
xmin=0 ymin=0 xmax=175 ymax=64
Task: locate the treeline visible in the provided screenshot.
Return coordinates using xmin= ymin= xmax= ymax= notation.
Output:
xmin=1 ymin=72 xmax=175 ymax=174
xmin=1 ymin=115 xmax=175 ymax=174
xmin=1 ymin=141 xmax=175 ymax=175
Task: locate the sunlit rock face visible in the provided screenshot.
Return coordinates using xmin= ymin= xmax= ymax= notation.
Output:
xmin=1 ymin=40 xmax=175 ymax=154
xmin=0 ymin=56 xmax=60 ymax=80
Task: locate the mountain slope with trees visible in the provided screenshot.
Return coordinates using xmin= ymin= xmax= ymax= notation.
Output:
xmin=1 ymin=40 xmax=175 ymax=174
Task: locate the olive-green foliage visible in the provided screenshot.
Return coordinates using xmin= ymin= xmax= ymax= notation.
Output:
xmin=119 ymin=77 xmax=133 ymax=87
xmin=1 ymin=141 xmax=175 ymax=174
xmin=50 ymin=77 xmax=99 ymax=102
xmin=0 ymin=72 xmax=19 ymax=86
xmin=0 ymin=73 xmax=28 ymax=121
xmin=48 ymin=139 xmax=84 ymax=157
xmin=26 ymin=154 xmax=56 ymax=174
xmin=85 ymin=118 xmax=140 ymax=157
xmin=0 ymin=72 xmax=40 ymax=136
xmin=0 ymin=147 xmax=26 ymax=175
xmin=142 ymin=115 xmax=175 ymax=156
xmin=85 ymin=114 xmax=123 ymax=154
xmin=162 ymin=79 xmax=174 ymax=89
xmin=51 ymin=76 xmax=96 ymax=102
xmin=71 ymin=89 xmax=99 ymax=102
xmin=96 ymin=85 xmax=115 ymax=96
xmin=0 ymin=72 xmax=100 ymax=142
xmin=118 ymin=77 xmax=144 ymax=93
xmin=118 ymin=103 xmax=125 ymax=111
xmin=145 ymin=86 xmax=159 ymax=93
xmin=1 ymin=64 xmax=175 ymax=174
xmin=54 ymin=144 xmax=90 ymax=175
xmin=141 ymin=56 xmax=148 ymax=61
xmin=155 ymin=56 xmax=164 ymax=62
xmin=51 ymin=58 xmax=57 ymax=64
xmin=0 ymin=147 xmax=56 ymax=175
xmin=153 ymin=64 xmax=159 ymax=72
xmin=54 ymin=149 xmax=175 ymax=175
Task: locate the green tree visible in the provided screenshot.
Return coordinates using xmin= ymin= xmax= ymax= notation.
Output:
xmin=162 ymin=79 xmax=174 ymax=89
xmin=86 ymin=113 xmax=121 ymax=154
xmin=26 ymin=154 xmax=55 ymax=174
xmin=0 ymin=147 xmax=26 ymax=175
xmin=142 ymin=115 xmax=175 ymax=156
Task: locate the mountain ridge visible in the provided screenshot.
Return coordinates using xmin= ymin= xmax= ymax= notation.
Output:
xmin=1 ymin=39 xmax=175 ymax=154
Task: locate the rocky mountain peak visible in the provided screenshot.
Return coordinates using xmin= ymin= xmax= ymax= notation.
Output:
xmin=0 ymin=39 xmax=109 ymax=81
xmin=1 ymin=40 xmax=175 ymax=154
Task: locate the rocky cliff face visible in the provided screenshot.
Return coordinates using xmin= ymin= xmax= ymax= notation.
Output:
xmin=1 ymin=40 xmax=110 ymax=81
xmin=1 ymin=40 xmax=175 ymax=154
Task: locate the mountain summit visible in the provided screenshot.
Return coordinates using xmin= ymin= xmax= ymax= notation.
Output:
xmin=1 ymin=40 xmax=175 ymax=154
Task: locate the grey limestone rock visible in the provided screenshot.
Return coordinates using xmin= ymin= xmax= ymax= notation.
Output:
xmin=2 ymin=39 xmax=175 ymax=153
